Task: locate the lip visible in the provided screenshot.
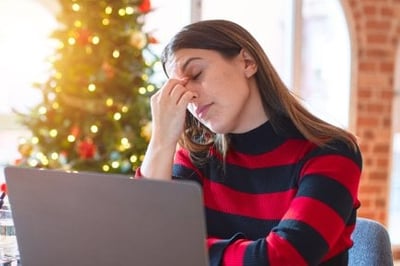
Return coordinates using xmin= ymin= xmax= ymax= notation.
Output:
xmin=195 ymin=103 xmax=213 ymax=119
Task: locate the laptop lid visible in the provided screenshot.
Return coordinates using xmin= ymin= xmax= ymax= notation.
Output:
xmin=4 ymin=166 xmax=209 ymax=266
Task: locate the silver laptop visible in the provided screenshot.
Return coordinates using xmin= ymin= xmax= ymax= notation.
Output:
xmin=4 ymin=166 xmax=209 ymax=266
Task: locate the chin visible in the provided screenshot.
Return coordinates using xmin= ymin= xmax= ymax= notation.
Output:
xmin=205 ymin=123 xmax=230 ymax=134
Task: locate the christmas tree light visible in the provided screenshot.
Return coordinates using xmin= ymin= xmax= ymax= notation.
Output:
xmin=15 ymin=0 xmax=160 ymax=174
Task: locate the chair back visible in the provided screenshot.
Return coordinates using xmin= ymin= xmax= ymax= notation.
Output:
xmin=348 ymin=217 xmax=394 ymax=266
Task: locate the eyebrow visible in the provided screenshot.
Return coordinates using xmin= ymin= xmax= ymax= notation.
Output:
xmin=180 ymin=57 xmax=202 ymax=73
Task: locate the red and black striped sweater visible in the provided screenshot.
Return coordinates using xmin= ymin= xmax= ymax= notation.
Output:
xmin=172 ymin=121 xmax=362 ymax=266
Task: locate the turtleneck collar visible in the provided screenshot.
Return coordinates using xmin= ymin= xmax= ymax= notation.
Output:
xmin=227 ymin=121 xmax=286 ymax=154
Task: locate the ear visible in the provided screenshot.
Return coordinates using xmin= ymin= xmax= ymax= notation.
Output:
xmin=240 ymin=49 xmax=258 ymax=78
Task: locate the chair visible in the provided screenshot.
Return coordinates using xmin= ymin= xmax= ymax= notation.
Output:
xmin=348 ymin=217 xmax=394 ymax=266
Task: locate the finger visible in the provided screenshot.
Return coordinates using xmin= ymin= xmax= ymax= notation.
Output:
xmin=177 ymin=90 xmax=198 ymax=107
xmin=150 ymin=79 xmax=182 ymax=105
xmin=169 ymin=84 xmax=189 ymax=104
xmin=159 ymin=78 xmax=188 ymax=97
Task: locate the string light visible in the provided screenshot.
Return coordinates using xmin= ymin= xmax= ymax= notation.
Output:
xmin=18 ymin=138 xmax=27 ymax=146
xmin=52 ymin=102 xmax=60 ymax=109
xmin=68 ymin=37 xmax=76 ymax=45
xmin=49 ymin=80 xmax=57 ymax=88
xmin=105 ymin=6 xmax=112 ymax=14
xmin=125 ymin=7 xmax=134 ymax=15
xmin=112 ymin=50 xmax=120 ymax=58
xmin=102 ymin=18 xmax=110 ymax=26
xmin=90 ymin=125 xmax=98 ymax=133
xmin=111 ymin=161 xmax=120 ymax=168
xmin=37 ymin=152 xmax=49 ymax=166
xmin=102 ymin=165 xmax=110 ymax=172
xmin=113 ymin=112 xmax=122 ymax=120
xmin=47 ymin=92 xmax=56 ymax=101
xmin=91 ymin=35 xmax=100 ymax=45
xmin=138 ymin=87 xmax=146 ymax=94
xmin=105 ymin=98 xmax=113 ymax=106
xmin=49 ymin=129 xmax=58 ymax=138
xmin=130 ymin=155 xmax=138 ymax=163
xmin=147 ymin=84 xmax=155 ymax=92
xmin=87 ymin=83 xmax=96 ymax=92
xmin=72 ymin=3 xmax=80 ymax=12
xmin=27 ymin=158 xmax=39 ymax=167
xmin=15 ymin=0 xmax=160 ymax=174
xmin=120 ymin=138 xmax=131 ymax=150
xmin=67 ymin=135 xmax=76 ymax=142
xmin=74 ymin=20 xmax=82 ymax=27
xmin=38 ymin=106 xmax=47 ymax=115
xmin=50 ymin=152 xmax=59 ymax=160
xmin=118 ymin=8 xmax=126 ymax=16
xmin=31 ymin=137 xmax=39 ymax=145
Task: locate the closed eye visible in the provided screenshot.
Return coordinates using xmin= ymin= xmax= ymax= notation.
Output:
xmin=191 ymin=72 xmax=202 ymax=80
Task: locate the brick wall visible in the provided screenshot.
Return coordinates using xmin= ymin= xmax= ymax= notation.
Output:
xmin=343 ymin=0 xmax=400 ymax=225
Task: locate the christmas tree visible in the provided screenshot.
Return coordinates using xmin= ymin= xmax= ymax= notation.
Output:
xmin=15 ymin=0 xmax=160 ymax=174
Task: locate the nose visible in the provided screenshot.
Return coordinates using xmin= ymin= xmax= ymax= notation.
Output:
xmin=184 ymin=82 xmax=200 ymax=102
xmin=187 ymin=89 xmax=199 ymax=113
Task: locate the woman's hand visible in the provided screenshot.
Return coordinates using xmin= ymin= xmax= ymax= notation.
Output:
xmin=150 ymin=78 xmax=197 ymax=147
xmin=139 ymin=78 xmax=197 ymax=180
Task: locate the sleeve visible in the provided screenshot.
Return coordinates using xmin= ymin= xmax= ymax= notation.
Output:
xmin=206 ymin=142 xmax=362 ymax=266
xmin=172 ymin=148 xmax=205 ymax=183
xmin=133 ymin=167 xmax=143 ymax=178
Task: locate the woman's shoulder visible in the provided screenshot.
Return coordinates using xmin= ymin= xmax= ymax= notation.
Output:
xmin=309 ymin=138 xmax=363 ymax=167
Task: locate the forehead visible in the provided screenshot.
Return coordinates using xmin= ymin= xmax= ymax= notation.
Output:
xmin=165 ymin=48 xmax=218 ymax=78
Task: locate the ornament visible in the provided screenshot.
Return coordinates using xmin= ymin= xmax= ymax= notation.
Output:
xmin=76 ymin=28 xmax=91 ymax=45
xmin=0 ymin=183 xmax=7 ymax=209
xmin=70 ymin=125 xmax=80 ymax=138
xmin=138 ymin=0 xmax=151 ymax=13
xmin=14 ymin=158 xmax=24 ymax=166
xmin=130 ymin=31 xmax=147 ymax=49
xmin=59 ymin=151 xmax=69 ymax=165
xmin=148 ymin=35 xmax=158 ymax=44
xmin=18 ymin=142 xmax=34 ymax=157
xmin=120 ymin=160 xmax=132 ymax=173
xmin=101 ymin=62 xmax=115 ymax=79
xmin=77 ymin=137 xmax=97 ymax=159
xmin=0 ymin=183 xmax=6 ymax=194
xmin=110 ymin=151 xmax=121 ymax=161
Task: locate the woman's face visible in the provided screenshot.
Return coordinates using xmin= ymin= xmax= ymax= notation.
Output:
xmin=165 ymin=48 xmax=267 ymax=134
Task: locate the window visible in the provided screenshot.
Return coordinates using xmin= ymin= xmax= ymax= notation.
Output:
xmin=146 ymin=0 xmax=191 ymax=46
xmin=201 ymin=0 xmax=351 ymax=128
xmin=300 ymin=0 xmax=351 ymax=128
xmin=389 ymin=44 xmax=400 ymax=245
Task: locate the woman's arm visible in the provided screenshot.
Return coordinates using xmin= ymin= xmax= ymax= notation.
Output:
xmin=139 ymin=78 xmax=196 ymax=180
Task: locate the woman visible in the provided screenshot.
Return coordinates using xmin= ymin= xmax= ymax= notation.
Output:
xmin=137 ymin=19 xmax=362 ymax=265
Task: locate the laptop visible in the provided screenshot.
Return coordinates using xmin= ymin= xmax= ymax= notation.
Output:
xmin=4 ymin=166 xmax=209 ymax=266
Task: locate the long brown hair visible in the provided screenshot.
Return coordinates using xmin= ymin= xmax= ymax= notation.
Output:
xmin=161 ymin=19 xmax=358 ymax=165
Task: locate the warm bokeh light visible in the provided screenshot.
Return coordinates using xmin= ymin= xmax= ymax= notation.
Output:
xmin=0 ymin=0 xmax=58 ymax=114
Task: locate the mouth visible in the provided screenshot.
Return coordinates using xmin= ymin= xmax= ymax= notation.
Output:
xmin=195 ymin=103 xmax=213 ymax=119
